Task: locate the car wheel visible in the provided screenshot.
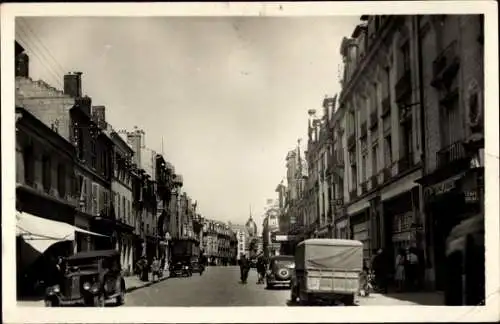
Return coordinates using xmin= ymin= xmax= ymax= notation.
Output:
xmin=44 ymin=299 xmax=57 ymax=307
xmin=116 ymin=287 xmax=125 ymax=306
xmin=342 ymin=294 xmax=355 ymax=306
xmin=266 ymin=281 xmax=273 ymax=290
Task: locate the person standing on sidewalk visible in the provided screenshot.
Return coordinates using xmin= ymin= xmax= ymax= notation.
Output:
xmin=406 ymin=248 xmax=419 ymax=291
xmin=151 ymin=257 xmax=161 ymax=282
xmin=371 ymin=249 xmax=388 ymax=293
xmin=395 ymin=249 xmax=406 ymax=292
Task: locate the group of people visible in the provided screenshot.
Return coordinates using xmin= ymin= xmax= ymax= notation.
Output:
xmin=369 ymin=247 xmax=422 ymax=294
xmin=135 ymin=256 xmax=165 ymax=282
xmin=238 ymin=254 xmax=268 ymax=284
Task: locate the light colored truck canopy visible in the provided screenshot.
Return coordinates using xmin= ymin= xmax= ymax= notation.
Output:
xmin=295 ymin=238 xmax=363 ymax=271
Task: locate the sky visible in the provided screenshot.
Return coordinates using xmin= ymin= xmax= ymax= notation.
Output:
xmin=16 ymin=16 xmax=360 ymax=230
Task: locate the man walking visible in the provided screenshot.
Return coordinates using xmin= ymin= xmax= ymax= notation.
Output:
xmin=371 ymin=249 xmax=388 ymax=293
xmin=256 ymin=255 xmax=266 ymax=284
xmin=239 ymin=254 xmax=250 ymax=284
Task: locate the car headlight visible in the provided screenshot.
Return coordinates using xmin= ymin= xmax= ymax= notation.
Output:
xmin=53 ymin=285 xmax=60 ymax=293
xmin=83 ymin=282 xmax=91 ymax=290
xmin=183 ymin=266 xmax=189 ymax=269
xmin=288 ymin=264 xmax=295 ymax=269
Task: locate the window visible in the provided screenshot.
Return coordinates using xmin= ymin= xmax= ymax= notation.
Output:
xmin=385 ymin=67 xmax=391 ymax=100
xmin=91 ymin=184 xmax=98 ymax=215
xmin=384 ymin=135 xmax=393 ymax=167
xmin=122 ymin=196 xmax=126 ymax=220
xmin=401 ymin=120 xmax=413 ymax=159
xmin=57 ymin=164 xmax=66 ymax=198
xmin=128 ymin=200 xmax=132 ymax=225
xmin=401 ymin=42 xmax=410 ymax=72
xmin=23 ymin=145 xmax=34 ymax=186
xmin=361 ymin=153 xmax=367 ymax=182
xmin=103 ymin=190 xmax=109 ymax=215
xmin=372 ymin=143 xmax=379 ymax=176
xmin=351 ymin=165 xmax=357 ymax=190
xmin=90 ymin=139 xmax=97 ymax=169
xmin=441 ymin=97 xmax=461 ymax=147
xmin=42 ymin=155 xmax=51 ymax=193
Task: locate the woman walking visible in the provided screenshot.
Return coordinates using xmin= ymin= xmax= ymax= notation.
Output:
xmin=395 ymin=249 xmax=406 ymax=292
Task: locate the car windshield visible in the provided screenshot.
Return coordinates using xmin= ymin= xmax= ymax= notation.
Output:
xmin=65 ymin=258 xmax=99 ymax=272
xmin=274 ymin=259 xmax=295 ymax=268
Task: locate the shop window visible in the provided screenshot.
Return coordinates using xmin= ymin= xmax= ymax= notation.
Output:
xmin=42 ymin=155 xmax=51 ymax=193
xmin=57 ymin=164 xmax=66 ymax=198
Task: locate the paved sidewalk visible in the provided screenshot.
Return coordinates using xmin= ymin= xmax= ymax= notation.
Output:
xmin=17 ymin=270 xmax=169 ymax=307
xmin=357 ymin=291 xmax=444 ymax=306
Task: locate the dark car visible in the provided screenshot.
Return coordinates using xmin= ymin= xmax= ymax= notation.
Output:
xmin=169 ymin=260 xmax=193 ymax=277
xmin=265 ymin=255 xmax=295 ymax=289
xmin=191 ymin=260 xmax=205 ymax=275
xmin=44 ymin=250 xmax=126 ymax=307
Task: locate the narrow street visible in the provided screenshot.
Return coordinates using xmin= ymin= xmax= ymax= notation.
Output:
xmin=124 ymin=266 xmax=444 ymax=307
xmin=125 ymin=266 xmax=289 ymax=307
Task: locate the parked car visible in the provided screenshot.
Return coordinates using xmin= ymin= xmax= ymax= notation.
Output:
xmin=265 ymin=255 xmax=295 ymax=289
xmin=44 ymin=249 xmax=126 ymax=307
xmin=169 ymin=260 xmax=192 ymax=277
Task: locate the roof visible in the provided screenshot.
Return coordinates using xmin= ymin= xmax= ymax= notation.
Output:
xmin=297 ymin=238 xmax=363 ymax=248
xmin=66 ymin=249 xmax=119 ymax=260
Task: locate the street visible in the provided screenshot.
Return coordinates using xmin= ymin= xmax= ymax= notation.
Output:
xmin=126 ymin=266 xmax=289 ymax=307
xmin=124 ymin=266 xmax=444 ymax=307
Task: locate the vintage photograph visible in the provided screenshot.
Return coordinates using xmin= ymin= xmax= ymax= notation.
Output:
xmin=2 ymin=2 xmax=497 ymax=323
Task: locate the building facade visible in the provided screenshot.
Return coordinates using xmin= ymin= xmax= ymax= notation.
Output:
xmin=228 ymin=222 xmax=248 ymax=260
xmin=415 ymin=15 xmax=484 ymax=290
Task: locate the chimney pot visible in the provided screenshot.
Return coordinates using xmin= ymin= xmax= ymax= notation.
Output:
xmin=64 ymin=72 xmax=83 ymax=98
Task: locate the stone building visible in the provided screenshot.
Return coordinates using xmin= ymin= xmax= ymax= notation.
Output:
xmin=415 ymin=15 xmax=484 ymax=291
xmin=339 ymin=15 xmax=424 ymax=263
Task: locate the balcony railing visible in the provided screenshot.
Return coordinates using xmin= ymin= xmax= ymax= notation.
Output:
xmin=347 ymin=133 xmax=356 ymax=148
xmin=360 ymin=121 xmax=367 ymax=139
xmin=360 ymin=181 xmax=368 ymax=194
xmin=431 ymin=40 xmax=460 ymax=89
xmin=370 ymin=174 xmax=378 ymax=189
xmin=381 ymin=95 xmax=391 ymax=117
xmin=436 ymin=141 xmax=468 ymax=170
xmin=369 ymin=110 xmax=378 ymax=129
xmin=395 ymin=69 xmax=412 ymax=101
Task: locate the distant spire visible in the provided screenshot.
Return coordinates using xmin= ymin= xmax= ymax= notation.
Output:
xmin=249 ymin=204 xmax=252 ymax=219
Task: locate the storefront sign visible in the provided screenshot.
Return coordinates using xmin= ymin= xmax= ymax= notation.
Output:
xmin=426 ymin=177 xmax=458 ymax=198
xmin=464 ymin=190 xmax=479 ymax=203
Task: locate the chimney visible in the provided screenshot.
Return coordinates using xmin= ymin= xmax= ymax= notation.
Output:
xmin=92 ymin=105 xmax=107 ymax=129
xmin=127 ymin=127 xmax=143 ymax=167
xmin=15 ymin=41 xmax=29 ymax=78
xmin=75 ymin=95 xmax=92 ymax=116
xmin=64 ymin=72 xmax=83 ymax=98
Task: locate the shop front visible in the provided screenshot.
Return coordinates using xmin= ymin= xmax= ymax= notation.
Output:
xmin=349 ymin=210 xmax=370 ymax=261
xmin=421 ymin=169 xmax=483 ymax=291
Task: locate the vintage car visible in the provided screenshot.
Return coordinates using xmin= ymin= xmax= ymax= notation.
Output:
xmin=190 ymin=259 xmax=205 ymax=275
xmin=44 ymin=250 xmax=126 ymax=307
xmin=290 ymin=238 xmax=363 ymax=306
xmin=265 ymin=255 xmax=295 ymax=289
xmin=169 ymin=259 xmax=193 ymax=277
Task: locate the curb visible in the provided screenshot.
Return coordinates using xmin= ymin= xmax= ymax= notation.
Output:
xmin=125 ymin=276 xmax=169 ymax=293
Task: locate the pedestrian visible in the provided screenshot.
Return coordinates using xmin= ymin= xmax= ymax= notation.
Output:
xmin=256 ymin=255 xmax=266 ymax=284
xmin=151 ymin=257 xmax=161 ymax=281
xmin=406 ymin=248 xmax=419 ymax=291
xmin=140 ymin=256 xmax=149 ymax=282
xmin=395 ymin=248 xmax=406 ymax=292
xmin=239 ymin=254 xmax=250 ymax=284
xmin=371 ymin=249 xmax=388 ymax=293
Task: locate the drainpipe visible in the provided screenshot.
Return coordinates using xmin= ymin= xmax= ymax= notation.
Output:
xmin=416 ymin=15 xmax=429 ymax=287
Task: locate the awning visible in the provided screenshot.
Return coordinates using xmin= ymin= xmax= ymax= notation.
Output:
xmin=16 ymin=211 xmax=108 ymax=254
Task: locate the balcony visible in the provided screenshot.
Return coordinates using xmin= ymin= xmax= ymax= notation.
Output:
xmin=347 ymin=133 xmax=356 ymax=149
xmin=360 ymin=121 xmax=367 ymax=139
xmin=370 ymin=174 xmax=378 ymax=189
xmin=369 ymin=110 xmax=378 ymax=129
xmin=381 ymin=95 xmax=391 ymax=117
xmin=431 ymin=40 xmax=460 ymax=89
xmin=436 ymin=141 xmax=469 ymax=170
xmin=360 ymin=181 xmax=368 ymax=194
xmin=395 ymin=69 xmax=412 ymax=101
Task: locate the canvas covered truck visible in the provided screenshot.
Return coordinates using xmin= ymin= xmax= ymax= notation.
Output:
xmin=290 ymin=238 xmax=363 ymax=306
